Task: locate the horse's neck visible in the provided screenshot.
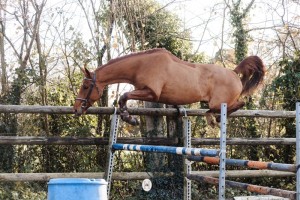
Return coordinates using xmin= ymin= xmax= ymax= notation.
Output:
xmin=96 ymin=56 xmax=139 ymax=85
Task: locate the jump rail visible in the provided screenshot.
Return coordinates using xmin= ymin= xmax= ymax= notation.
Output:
xmin=188 ymin=156 xmax=297 ymax=172
xmin=187 ymin=174 xmax=296 ymax=200
xmin=0 ymin=170 xmax=295 ymax=182
xmin=112 ymin=143 xmax=219 ymax=157
xmin=0 ymin=136 xmax=296 ymax=145
xmin=186 ymin=102 xmax=300 ymax=200
xmin=0 ymin=105 xmax=295 ymax=118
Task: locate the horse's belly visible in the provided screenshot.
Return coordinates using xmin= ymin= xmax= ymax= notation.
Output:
xmin=158 ymin=90 xmax=206 ymax=105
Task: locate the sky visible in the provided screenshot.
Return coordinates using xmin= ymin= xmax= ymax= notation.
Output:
xmin=34 ymin=0 xmax=299 ymax=62
xmin=158 ymin=0 xmax=299 ymax=58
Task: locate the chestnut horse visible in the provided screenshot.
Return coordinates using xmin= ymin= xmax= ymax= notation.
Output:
xmin=73 ymin=48 xmax=265 ymax=127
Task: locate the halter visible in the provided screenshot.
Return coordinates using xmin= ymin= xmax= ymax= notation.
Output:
xmin=75 ymin=73 xmax=99 ymax=110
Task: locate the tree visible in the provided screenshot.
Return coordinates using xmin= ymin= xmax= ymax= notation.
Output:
xmin=0 ymin=0 xmax=46 ymax=175
xmin=0 ymin=0 xmax=8 ymax=95
xmin=3 ymin=0 xmax=45 ymax=105
xmin=272 ymin=53 xmax=300 ymax=163
xmin=77 ymin=0 xmax=115 ymax=135
xmin=224 ymin=0 xmax=261 ymax=162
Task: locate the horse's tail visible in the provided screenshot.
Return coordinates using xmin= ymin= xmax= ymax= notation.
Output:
xmin=233 ymin=56 xmax=266 ymax=96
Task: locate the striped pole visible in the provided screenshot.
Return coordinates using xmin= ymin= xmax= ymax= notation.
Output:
xmin=187 ymin=174 xmax=296 ymax=200
xmin=112 ymin=144 xmax=220 ymax=157
xmin=188 ymin=156 xmax=296 ymax=172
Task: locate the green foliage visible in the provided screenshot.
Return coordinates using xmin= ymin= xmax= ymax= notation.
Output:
xmin=229 ymin=0 xmax=253 ymax=63
xmin=266 ymin=52 xmax=300 ymax=163
xmin=227 ymin=0 xmax=260 ymax=162
xmin=272 ymin=53 xmax=300 ymax=110
xmin=121 ymin=0 xmax=192 ymax=57
xmin=0 ymin=182 xmax=46 ymax=200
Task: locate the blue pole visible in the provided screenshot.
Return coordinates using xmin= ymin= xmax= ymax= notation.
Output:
xmin=112 ymin=143 xmax=219 ymax=157
xmin=188 ymin=156 xmax=296 ymax=172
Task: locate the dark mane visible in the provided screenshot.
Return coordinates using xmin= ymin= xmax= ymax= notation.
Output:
xmin=96 ymin=48 xmax=168 ymax=70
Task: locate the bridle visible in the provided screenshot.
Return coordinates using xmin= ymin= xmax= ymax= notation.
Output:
xmin=75 ymin=73 xmax=100 ymax=110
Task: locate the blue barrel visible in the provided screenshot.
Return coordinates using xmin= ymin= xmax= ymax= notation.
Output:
xmin=48 ymin=178 xmax=107 ymax=200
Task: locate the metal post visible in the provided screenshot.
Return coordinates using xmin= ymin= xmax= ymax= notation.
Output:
xmin=182 ymin=108 xmax=192 ymax=200
xmin=104 ymin=108 xmax=119 ymax=199
xmin=219 ymin=103 xmax=227 ymax=200
xmin=296 ymin=102 xmax=300 ymax=200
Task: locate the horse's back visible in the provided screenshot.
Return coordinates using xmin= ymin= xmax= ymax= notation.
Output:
xmin=133 ymin=52 xmax=242 ymax=107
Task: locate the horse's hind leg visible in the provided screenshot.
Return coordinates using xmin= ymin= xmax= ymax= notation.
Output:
xmin=118 ymin=88 xmax=157 ymax=126
xmin=227 ymin=101 xmax=245 ymax=116
xmin=215 ymin=101 xmax=245 ymax=122
xmin=205 ymin=108 xmax=220 ymax=128
xmin=205 ymin=100 xmax=245 ymax=127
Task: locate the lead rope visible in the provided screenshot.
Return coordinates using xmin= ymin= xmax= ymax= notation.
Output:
xmin=104 ymin=107 xmax=119 ymax=199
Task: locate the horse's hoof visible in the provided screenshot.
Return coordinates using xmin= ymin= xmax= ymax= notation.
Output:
xmin=123 ymin=117 xmax=139 ymax=126
xmin=119 ymin=106 xmax=127 ymax=112
xmin=120 ymin=111 xmax=139 ymax=126
xmin=128 ymin=117 xmax=139 ymax=126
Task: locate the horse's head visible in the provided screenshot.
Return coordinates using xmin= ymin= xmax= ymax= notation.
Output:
xmin=73 ymin=67 xmax=102 ymax=116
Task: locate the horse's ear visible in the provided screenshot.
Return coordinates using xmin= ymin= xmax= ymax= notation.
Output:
xmin=80 ymin=64 xmax=92 ymax=79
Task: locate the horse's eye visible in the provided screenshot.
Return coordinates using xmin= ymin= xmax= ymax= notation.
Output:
xmin=83 ymin=85 xmax=89 ymax=90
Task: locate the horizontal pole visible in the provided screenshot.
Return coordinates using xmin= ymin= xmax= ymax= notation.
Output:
xmin=0 ymin=105 xmax=296 ymax=118
xmin=188 ymin=156 xmax=296 ymax=172
xmin=193 ymin=137 xmax=296 ymax=145
xmin=0 ymin=136 xmax=178 ymax=145
xmin=0 ymin=170 xmax=295 ymax=182
xmin=0 ymin=136 xmax=296 ymax=146
xmin=113 ymin=143 xmax=219 ymax=157
xmin=187 ymin=174 xmax=296 ymax=200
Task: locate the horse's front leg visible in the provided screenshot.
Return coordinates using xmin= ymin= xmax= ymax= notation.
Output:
xmin=118 ymin=88 xmax=157 ymax=126
xmin=118 ymin=93 xmax=139 ymax=125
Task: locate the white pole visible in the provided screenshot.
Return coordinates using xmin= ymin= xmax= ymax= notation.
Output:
xmin=219 ymin=103 xmax=227 ymax=200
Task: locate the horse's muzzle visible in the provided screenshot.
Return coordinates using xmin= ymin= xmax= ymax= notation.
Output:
xmin=74 ymin=107 xmax=84 ymax=117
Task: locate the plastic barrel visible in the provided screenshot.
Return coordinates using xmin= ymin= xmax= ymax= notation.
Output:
xmin=47 ymin=178 xmax=107 ymax=200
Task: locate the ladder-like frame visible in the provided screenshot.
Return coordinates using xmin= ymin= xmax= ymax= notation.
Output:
xmin=104 ymin=104 xmax=228 ymax=200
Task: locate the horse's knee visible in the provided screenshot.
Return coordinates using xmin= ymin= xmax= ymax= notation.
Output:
xmin=118 ymin=93 xmax=128 ymax=109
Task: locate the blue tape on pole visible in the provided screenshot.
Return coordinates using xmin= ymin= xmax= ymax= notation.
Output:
xmin=112 ymin=144 xmax=219 ymax=157
xmin=188 ymin=156 xmax=296 ymax=172
xmin=226 ymin=158 xmax=249 ymax=167
xmin=268 ymin=162 xmax=296 ymax=172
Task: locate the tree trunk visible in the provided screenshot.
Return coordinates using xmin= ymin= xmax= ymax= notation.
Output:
xmin=0 ymin=6 xmax=8 ymax=95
